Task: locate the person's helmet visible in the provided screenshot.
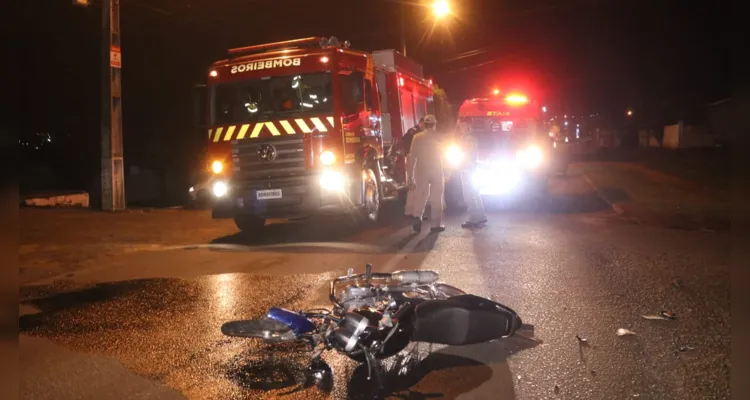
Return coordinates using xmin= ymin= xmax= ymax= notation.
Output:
xmin=424 ymin=114 xmax=437 ymax=124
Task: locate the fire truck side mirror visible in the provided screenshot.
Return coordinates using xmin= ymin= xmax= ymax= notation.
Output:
xmin=191 ymin=84 xmax=207 ymax=129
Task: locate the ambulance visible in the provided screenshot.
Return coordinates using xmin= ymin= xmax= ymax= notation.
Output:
xmin=443 ymin=93 xmax=552 ymax=208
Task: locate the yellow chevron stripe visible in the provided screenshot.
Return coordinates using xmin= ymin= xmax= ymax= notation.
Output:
xmin=326 ymin=116 xmax=334 ymax=127
xmin=208 ymin=129 xmax=213 ymax=139
xmin=213 ymin=127 xmax=224 ymax=143
xmin=295 ymin=119 xmax=312 ymax=133
xmin=310 ymin=117 xmax=328 ymax=133
xmin=265 ymin=122 xmax=281 ymax=136
xmin=223 ymin=126 xmax=236 ymax=141
xmin=237 ymin=124 xmax=250 ymax=140
xmin=279 ymin=120 xmax=296 ymax=134
xmin=249 ymin=123 xmax=264 ymax=138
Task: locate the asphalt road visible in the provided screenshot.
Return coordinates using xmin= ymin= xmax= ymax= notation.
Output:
xmin=19 ymin=172 xmax=730 ymax=399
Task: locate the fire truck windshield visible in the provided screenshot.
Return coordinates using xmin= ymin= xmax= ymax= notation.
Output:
xmin=211 ymin=72 xmax=332 ymax=126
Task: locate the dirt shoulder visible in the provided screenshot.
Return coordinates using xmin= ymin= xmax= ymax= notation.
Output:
xmin=574 ymin=161 xmax=730 ymax=231
xmin=20 ymin=208 xmax=236 ymax=285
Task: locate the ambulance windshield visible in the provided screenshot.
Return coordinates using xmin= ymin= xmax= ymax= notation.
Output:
xmin=211 ymin=72 xmax=332 ymax=125
xmin=461 ymin=117 xmax=535 ymax=145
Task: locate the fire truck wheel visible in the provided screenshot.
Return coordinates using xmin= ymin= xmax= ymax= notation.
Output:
xmin=360 ymin=168 xmax=380 ymax=224
xmin=234 ymin=215 xmax=266 ymax=233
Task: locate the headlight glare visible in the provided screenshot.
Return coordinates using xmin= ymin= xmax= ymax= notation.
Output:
xmin=212 ymin=181 xmax=229 ymax=197
xmin=516 ymin=146 xmax=543 ymax=167
xmin=320 ymin=150 xmax=336 ymax=166
xmin=445 ymin=145 xmax=464 ymax=167
xmin=320 ymin=170 xmax=345 ymax=191
xmin=211 ymin=160 xmax=224 ymax=174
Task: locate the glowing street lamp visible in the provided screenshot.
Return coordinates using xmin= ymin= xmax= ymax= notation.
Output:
xmin=542 ymin=106 xmax=547 ymax=113
xmin=433 ymin=0 xmax=451 ymax=18
xmin=626 ymin=109 xmax=633 ymax=117
xmin=492 ymin=88 xmax=500 ymax=96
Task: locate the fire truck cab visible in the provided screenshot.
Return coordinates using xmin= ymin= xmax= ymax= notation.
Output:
xmin=443 ymin=94 xmax=552 ymax=208
xmin=202 ymin=37 xmax=432 ymax=232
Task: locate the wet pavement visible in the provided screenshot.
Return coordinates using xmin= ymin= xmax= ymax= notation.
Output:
xmin=19 ymin=173 xmax=730 ymax=399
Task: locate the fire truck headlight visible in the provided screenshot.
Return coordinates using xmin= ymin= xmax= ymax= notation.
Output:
xmin=320 ymin=150 xmax=336 ymax=166
xmin=516 ymin=146 xmax=543 ymax=168
xmin=212 ymin=181 xmax=229 ymax=198
xmin=445 ymin=144 xmax=464 ymax=167
xmin=320 ymin=170 xmax=345 ymax=192
xmin=211 ymin=160 xmax=224 ymax=174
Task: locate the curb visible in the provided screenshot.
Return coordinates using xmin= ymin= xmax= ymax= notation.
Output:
xmin=581 ymin=173 xmax=625 ymax=215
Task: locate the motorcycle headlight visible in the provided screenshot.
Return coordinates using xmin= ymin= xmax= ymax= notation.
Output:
xmin=516 ymin=146 xmax=543 ymax=168
xmin=445 ymin=144 xmax=464 ymax=167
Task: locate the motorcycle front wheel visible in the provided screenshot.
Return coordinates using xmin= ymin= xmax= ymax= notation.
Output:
xmin=346 ymin=323 xmax=413 ymax=362
xmin=221 ymin=318 xmax=291 ymax=339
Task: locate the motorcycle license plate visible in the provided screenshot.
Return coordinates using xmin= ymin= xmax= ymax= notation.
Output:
xmin=256 ymin=189 xmax=282 ymax=200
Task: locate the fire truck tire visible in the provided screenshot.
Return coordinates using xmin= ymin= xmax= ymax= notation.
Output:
xmin=359 ymin=168 xmax=380 ymax=225
xmin=234 ymin=215 xmax=266 ymax=234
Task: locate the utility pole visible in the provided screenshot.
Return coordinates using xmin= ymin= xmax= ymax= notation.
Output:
xmin=399 ymin=4 xmax=407 ymax=56
xmin=101 ymin=0 xmax=126 ymax=210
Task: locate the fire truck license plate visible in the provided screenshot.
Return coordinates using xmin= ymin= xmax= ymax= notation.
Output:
xmin=256 ymin=189 xmax=282 ymax=200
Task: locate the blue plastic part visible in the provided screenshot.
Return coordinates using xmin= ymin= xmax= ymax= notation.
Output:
xmin=267 ymin=307 xmax=316 ymax=334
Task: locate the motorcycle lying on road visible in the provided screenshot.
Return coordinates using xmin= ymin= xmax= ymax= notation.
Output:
xmin=221 ymin=265 xmax=525 ymax=391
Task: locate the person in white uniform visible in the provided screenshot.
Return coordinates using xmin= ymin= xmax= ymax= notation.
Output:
xmin=406 ymin=114 xmax=445 ymax=233
xmin=458 ymin=122 xmax=487 ymax=228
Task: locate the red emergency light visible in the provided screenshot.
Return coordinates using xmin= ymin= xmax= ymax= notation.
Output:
xmin=505 ymin=93 xmax=528 ymax=105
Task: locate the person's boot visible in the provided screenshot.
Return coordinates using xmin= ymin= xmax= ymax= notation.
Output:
xmin=462 ymin=218 xmax=487 ymax=228
xmin=412 ymin=217 xmax=422 ymax=233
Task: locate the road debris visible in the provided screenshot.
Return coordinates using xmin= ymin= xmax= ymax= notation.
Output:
xmin=678 ymin=345 xmax=695 ymax=352
xmin=671 ymin=278 xmax=683 ymax=289
xmin=641 ymin=310 xmax=676 ymax=320
xmin=660 ymin=310 xmax=677 ymax=320
xmin=575 ymin=335 xmax=588 ymax=344
xmin=554 ymin=384 xmax=560 ymax=394
xmin=641 ymin=314 xmax=669 ymax=320
xmin=617 ymin=328 xmax=636 ymax=336
xmin=590 ymin=370 xmax=597 ymax=376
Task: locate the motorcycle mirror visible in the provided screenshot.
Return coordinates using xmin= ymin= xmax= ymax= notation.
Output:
xmin=365 ymin=264 xmax=372 ymax=280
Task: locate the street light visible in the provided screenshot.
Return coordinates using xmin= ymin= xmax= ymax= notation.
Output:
xmin=492 ymin=89 xmax=500 ymax=96
xmin=542 ymin=106 xmax=547 ymax=113
xmin=433 ymin=0 xmax=451 ymax=18
xmin=627 ymin=110 xmax=633 ymax=117
xmin=400 ymin=0 xmax=452 ymax=57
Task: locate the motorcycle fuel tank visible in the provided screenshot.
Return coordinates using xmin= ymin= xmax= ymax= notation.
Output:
xmin=267 ymin=307 xmax=316 ymax=334
xmin=411 ymin=294 xmax=522 ymax=345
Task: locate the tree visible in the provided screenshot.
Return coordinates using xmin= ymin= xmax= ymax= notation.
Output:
xmin=432 ymin=84 xmax=454 ymax=131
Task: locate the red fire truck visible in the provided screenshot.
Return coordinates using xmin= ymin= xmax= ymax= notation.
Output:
xmin=443 ymin=93 xmax=552 ymax=208
xmin=201 ymin=37 xmax=433 ymax=232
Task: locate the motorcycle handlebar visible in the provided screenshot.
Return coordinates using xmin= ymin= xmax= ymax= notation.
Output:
xmin=329 ymin=269 xmax=439 ymax=309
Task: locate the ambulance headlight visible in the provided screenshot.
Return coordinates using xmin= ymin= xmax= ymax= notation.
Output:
xmin=516 ymin=146 xmax=543 ymax=168
xmin=472 ymin=164 xmax=521 ymax=195
xmin=320 ymin=170 xmax=345 ymax=192
xmin=212 ymin=181 xmax=229 ymax=198
xmin=445 ymin=144 xmax=464 ymax=167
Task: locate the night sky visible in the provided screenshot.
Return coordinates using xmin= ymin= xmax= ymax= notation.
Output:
xmin=27 ymin=0 xmax=731 ymax=188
